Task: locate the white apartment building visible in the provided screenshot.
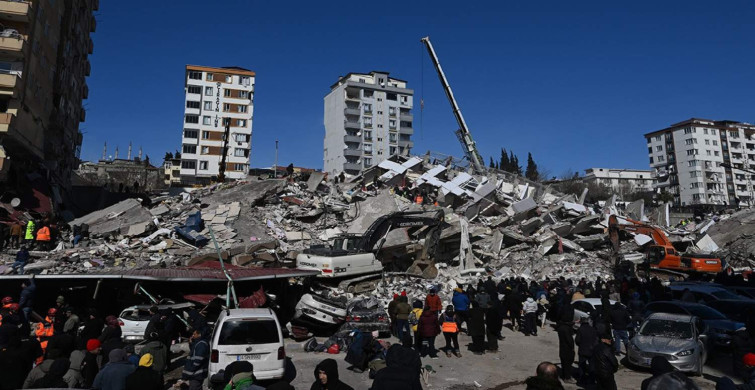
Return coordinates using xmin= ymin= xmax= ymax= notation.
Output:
xmin=645 ymin=118 xmax=755 ymax=207
xmin=179 ymin=65 xmax=255 ymax=183
xmin=583 ymin=168 xmax=655 ymax=193
xmin=323 ymin=71 xmax=413 ymax=176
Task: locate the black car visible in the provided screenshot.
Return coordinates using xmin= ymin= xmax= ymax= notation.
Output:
xmin=708 ymin=299 xmax=755 ymax=323
xmin=724 ymin=286 xmax=755 ymax=300
xmin=643 ymin=301 xmax=744 ymax=348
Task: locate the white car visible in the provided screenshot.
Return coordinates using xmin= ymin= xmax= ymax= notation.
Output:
xmin=209 ymin=308 xmax=285 ymax=381
xmin=571 ymin=298 xmax=618 ymax=329
xmin=118 ymin=302 xmax=195 ymax=342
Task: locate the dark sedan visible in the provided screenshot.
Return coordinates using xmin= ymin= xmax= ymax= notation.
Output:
xmin=643 ymin=301 xmax=744 ymax=348
xmin=708 ymin=299 xmax=755 ymax=323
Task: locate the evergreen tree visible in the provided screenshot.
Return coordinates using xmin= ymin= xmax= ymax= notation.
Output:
xmin=489 ymin=157 xmax=495 ymax=169
xmin=495 ymin=161 xmax=499 ymax=170
xmin=511 ymin=152 xmax=523 ymax=175
xmin=525 ymin=152 xmax=539 ymax=181
xmin=500 ymin=148 xmax=510 ymax=172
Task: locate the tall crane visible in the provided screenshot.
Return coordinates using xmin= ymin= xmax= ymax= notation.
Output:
xmin=421 ymin=36 xmax=486 ymax=175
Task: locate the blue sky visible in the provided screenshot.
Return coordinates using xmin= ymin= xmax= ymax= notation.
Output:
xmin=82 ymin=0 xmax=755 ymax=178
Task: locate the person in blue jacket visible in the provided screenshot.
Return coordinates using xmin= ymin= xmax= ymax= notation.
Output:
xmin=452 ymin=288 xmax=470 ymax=332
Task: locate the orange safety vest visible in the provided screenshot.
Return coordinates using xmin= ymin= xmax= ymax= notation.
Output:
xmin=441 ymin=319 xmax=458 ymax=333
xmin=36 ymin=226 xmax=51 ymax=241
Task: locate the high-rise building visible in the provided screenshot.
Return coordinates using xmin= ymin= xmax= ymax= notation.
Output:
xmin=323 ymin=71 xmax=413 ymax=176
xmin=179 ymin=65 xmax=255 ymax=183
xmin=645 ymin=118 xmax=755 ymax=207
xmin=0 ymin=0 xmax=97 ymax=194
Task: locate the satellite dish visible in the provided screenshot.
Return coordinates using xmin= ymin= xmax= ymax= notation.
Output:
xmin=10 ymin=198 xmax=20 ymax=208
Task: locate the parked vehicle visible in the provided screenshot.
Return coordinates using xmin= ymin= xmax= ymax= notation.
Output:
xmin=208 ymin=308 xmax=285 ymax=381
xmin=627 ymin=312 xmax=708 ymax=375
xmin=723 ymin=285 xmax=755 ymax=300
xmin=571 ymin=298 xmax=617 ymax=329
xmin=118 ymin=302 xmax=195 ymax=342
xmin=643 ymin=301 xmax=744 ymax=348
xmin=293 ymin=293 xmax=347 ymax=327
xmin=708 ymin=299 xmax=755 ymax=323
xmin=669 ymin=283 xmax=746 ymax=304
xmin=339 ymin=296 xmax=390 ymax=336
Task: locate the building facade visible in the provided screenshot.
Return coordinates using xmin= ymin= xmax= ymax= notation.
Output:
xmin=323 ymin=71 xmax=413 ymax=176
xmin=0 ymin=0 xmax=97 ymax=196
xmin=645 ymin=118 xmax=755 ymax=207
xmin=179 ymin=65 xmax=255 ymax=183
xmin=583 ymin=168 xmax=655 ymax=193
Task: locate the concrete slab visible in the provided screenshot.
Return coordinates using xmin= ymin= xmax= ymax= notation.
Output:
xmin=285 ymin=231 xmax=312 ymax=241
xmin=634 ymin=234 xmax=653 ymax=246
xmin=126 ymin=221 xmax=151 ymax=237
xmin=696 ymin=234 xmax=719 ymax=252
xmin=150 ymin=205 xmax=170 ymax=216
xmin=306 ymin=171 xmax=326 ymax=192
xmin=69 ymin=198 xmax=152 ymax=236
xmin=511 ymin=197 xmax=537 ymax=215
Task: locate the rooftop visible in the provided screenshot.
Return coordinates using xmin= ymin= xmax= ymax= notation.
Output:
xmin=186 ymin=64 xmax=256 ymax=77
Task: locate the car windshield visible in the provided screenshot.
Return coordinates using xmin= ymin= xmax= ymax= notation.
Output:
xmin=711 ymin=290 xmax=742 ymax=300
xmin=218 ymin=319 xmax=280 ymax=345
xmin=685 ymin=305 xmax=726 ymax=320
xmin=121 ymin=309 xmax=151 ymax=321
xmin=640 ymin=319 xmax=693 ymax=339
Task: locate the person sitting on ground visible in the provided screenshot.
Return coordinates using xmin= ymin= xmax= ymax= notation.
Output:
xmin=10 ymin=246 xmax=29 ymax=274
xmin=525 ymin=361 xmax=565 ymax=390
xmin=371 ymin=344 xmax=422 ymax=390
xmin=311 ymin=358 xmax=353 ymax=390
xmin=641 ymin=356 xmax=700 ymax=390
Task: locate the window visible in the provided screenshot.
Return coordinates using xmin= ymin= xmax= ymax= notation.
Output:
xmin=654 ymin=135 xmax=662 ymax=141
xmin=686 ymin=149 xmax=697 ymax=156
xmin=234 ymin=163 xmax=246 ymax=171
xmin=707 ymin=150 xmax=712 ymax=156
xmin=377 ymin=111 xmax=383 ymax=115
xmin=234 ymin=148 xmax=248 ymax=157
xmin=648 ymin=147 xmax=652 ymax=154
xmin=234 ymin=134 xmax=249 ymax=142
xmin=183 ymin=129 xmax=198 ymax=138
xmin=400 ymin=95 xmax=408 ymax=104
xmin=715 ymin=151 xmax=720 ymax=156
xmin=711 ymin=129 xmax=717 ymax=135
xmin=712 ymin=140 xmax=718 ymax=146
xmin=684 ymin=127 xmax=694 ymax=134
xmin=186 ymin=101 xmax=200 ymax=109
xmin=690 ymin=171 xmax=700 ymax=178
xmin=188 ymin=71 xmax=202 ymax=80
xmin=239 ymin=91 xmax=250 ymax=99
xmin=389 ymin=119 xmax=396 ymax=129
xmin=240 ymin=76 xmax=251 ymax=86
xmin=658 ymin=155 xmax=665 ymax=162
xmin=364 ymin=90 xmax=374 ymax=98
xmin=363 ymin=117 xmax=372 ymax=127
xmin=199 ymin=161 xmax=208 ymax=170
xmin=182 ymin=144 xmax=197 ymax=154
xmin=202 ymin=116 xmax=211 ymax=125
xmin=389 ymin=133 xmax=397 ymax=142
xmin=705 ymin=139 xmax=710 ymax=145
xmin=389 ymin=107 xmax=396 ymax=116
xmin=377 ymin=137 xmax=383 ymax=142
xmin=649 ymin=157 xmax=654 ymax=164
xmin=656 ymin=146 xmax=663 ymax=152
xmin=188 ymin=86 xmax=201 ymax=94
xmin=237 ymin=105 xmax=247 ymax=113
xmin=205 ymin=86 xmax=213 ymax=96
xmin=692 ymin=194 xmax=701 ymax=200
xmin=704 ymin=129 xmax=709 ymax=135
xmin=218 ymin=319 xmax=279 ymax=345
xmin=181 ymin=160 xmax=196 ymax=169
xmin=378 ymin=124 xmax=383 ymax=128
xmin=685 ymin=138 xmax=696 ymax=145
xmin=200 ymin=146 xmax=209 ymax=154
xmin=691 ymin=182 xmax=701 ymax=189
xmin=185 ymin=115 xmax=199 ymax=124
xmin=223 ymin=103 xmax=230 ymax=112
xmin=204 ymin=101 xmax=212 ymax=110
xmin=364 ymin=130 xmax=372 ymax=141
xmin=386 ymin=93 xmax=397 ymax=101
xmin=364 ymin=158 xmax=372 ymax=167
xmin=225 ymin=75 xmax=232 ymax=83
xmin=224 ymin=89 xmax=232 ymax=97
xmin=363 ymin=103 xmax=372 ymax=114
xmin=202 ymin=131 xmax=210 ymax=139
xmin=236 ymin=119 xmax=247 ymax=127
xmin=222 ymin=118 xmax=231 ymax=126
xmin=206 ymin=73 xmax=214 ymax=81
xmin=363 ymin=143 xmax=373 ymax=153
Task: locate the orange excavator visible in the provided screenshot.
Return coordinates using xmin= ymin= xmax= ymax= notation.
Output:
xmin=608 ymin=215 xmax=722 ymax=278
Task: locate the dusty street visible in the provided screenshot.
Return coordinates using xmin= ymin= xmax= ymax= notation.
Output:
xmin=284 ymin=323 xmax=730 ymax=390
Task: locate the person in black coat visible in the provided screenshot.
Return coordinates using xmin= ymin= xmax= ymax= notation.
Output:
xmin=311 ymin=358 xmax=353 ymax=390
xmin=370 ymin=344 xmax=422 ymax=390
xmin=574 ymin=317 xmax=598 ymax=385
xmin=485 ymin=300 xmax=502 ymax=351
xmin=0 ymin=329 xmax=29 ymax=390
xmin=591 ymin=334 xmax=619 ymax=390
xmin=79 ymin=309 xmax=104 ymax=349
xmin=126 ymin=353 xmax=163 ymax=390
xmin=467 ymin=301 xmax=486 ymax=354
xmin=640 ymin=356 xmax=699 ymax=390
xmin=556 ymin=300 xmax=575 ymax=382
xmin=508 ymin=289 xmax=523 ymax=331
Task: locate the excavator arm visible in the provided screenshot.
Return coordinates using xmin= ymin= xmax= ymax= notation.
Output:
xmin=608 ymin=214 xmax=674 ymax=251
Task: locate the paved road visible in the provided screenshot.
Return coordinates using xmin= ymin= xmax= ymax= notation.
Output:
xmin=284 ymin=322 xmax=733 ymax=390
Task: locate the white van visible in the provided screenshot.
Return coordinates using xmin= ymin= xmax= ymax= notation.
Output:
xmin=208 ymin=308 xmax=286 ymax=380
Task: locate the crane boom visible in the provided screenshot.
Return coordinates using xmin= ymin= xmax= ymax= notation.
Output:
xmin=421 ymin=36 xmax=486 ymax=175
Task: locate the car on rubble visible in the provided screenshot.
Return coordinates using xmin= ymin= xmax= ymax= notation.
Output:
xmin=209 ymin=308 xmax=286 ymax=381
xmin=118 ymin=302 xmax=195 ymax=342
xmin=571 ymin=298 xmax=618 ymax=329
xmin=339 ymin=296 xmax=390 ymax=337
xmin=293 ymin=293 xmax=347 ymax=328
xmin=627 ymin=312 xmax=708 ymax=375
xmin=643 ymin=301 xmax=744 ymax=348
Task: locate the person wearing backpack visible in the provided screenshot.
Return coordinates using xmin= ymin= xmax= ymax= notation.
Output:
xmin=409 ymin=301 xmax=423 ymax=351
xmin=440 ymin=305 xmax=461 ymax=358
xmin=417 ymin=305 xmax=440 ymax=359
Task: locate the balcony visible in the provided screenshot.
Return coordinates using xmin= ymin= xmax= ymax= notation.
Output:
xmin=0 ymin=112 xmax=14 ymax=132
xmin=0 ymin=1 xmax=30 ymax=23
xmin=344 ymin=107 xmax=360 ymax=116
xmin=343 ymin=162 xmax=361 ymax=171
xmin=344 ymin=148 xmax=361 ymax=157
xmin=0 ymin=34 xmax=24 ymax=59
xmin=344 ymin=121 xmax=360 ymax=130
xmin=344 ymin=135 xmax=361 ymax=143
xmin=400 ymin=113 xmax=412 ymax=121
xmin=398 ymin=140 xmax=413 ymax=148
xmin=399 ymin=127 xmax=413 ymax=135
xmin=0 ymin=71 xmax=19 ymax=91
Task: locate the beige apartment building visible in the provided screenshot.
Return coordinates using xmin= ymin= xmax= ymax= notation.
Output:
xmin=0 ymin=0 xmax=97 ymax=200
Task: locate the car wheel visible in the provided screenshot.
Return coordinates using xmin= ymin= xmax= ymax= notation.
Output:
xmin=694 ymin=354 xmax=703 ymax=377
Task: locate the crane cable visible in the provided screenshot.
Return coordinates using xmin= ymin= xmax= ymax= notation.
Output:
xmin=420 ymin=41 xmax=424 ymax=141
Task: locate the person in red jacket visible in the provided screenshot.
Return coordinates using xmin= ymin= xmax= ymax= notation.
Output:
xmin=417 ymin=305 xmax=441 ymax=359
xmin=425 ymin=289 xmax=442 ymax=313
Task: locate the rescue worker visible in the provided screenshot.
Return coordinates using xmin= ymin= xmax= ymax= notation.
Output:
xmin=35 ymin=224 xmax=51 ymax=251
xmin=425 ymin=288 xmax=442 ymax=313
xmin=24 ymin=220 xmax=35 ymax=249
xmin=409 ymin=300 xmax=423 ymax=351
xmin=441 ymin=305 xmax=461 ymax=357
xmin=0 ymin=296 xmax=14 ymax=326
xmin=36 ymin=308 xmax=57 ymax=361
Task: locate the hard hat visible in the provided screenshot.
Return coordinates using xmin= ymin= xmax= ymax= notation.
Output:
xmin=1 ymin=296 xmax=12 ymax=305
xmin=47 ymin=308 xmax=57 ymax=317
